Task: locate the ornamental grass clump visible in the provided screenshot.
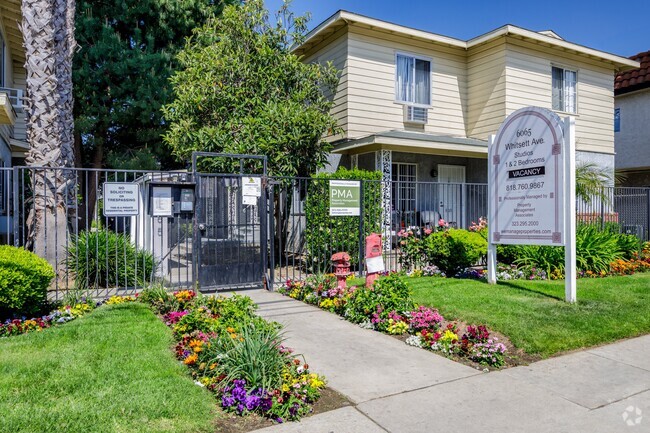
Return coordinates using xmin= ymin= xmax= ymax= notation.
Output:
xmin=137 ymin=290 xmax=327 ymax=423
xmin=66 ymin=229 xmax=156 ymax=291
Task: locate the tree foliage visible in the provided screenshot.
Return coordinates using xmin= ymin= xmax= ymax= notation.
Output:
xmin=575 ymin=162 xmax=613 ymax=204
xmin=163 ymin=0 xmax=340 ymax=177
xmin=73 ymin=0 xmax=236 ymax=169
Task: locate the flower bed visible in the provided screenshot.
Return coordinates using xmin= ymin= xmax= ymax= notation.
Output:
xmin=279 ymin=274 xmax=508 ymax=368
xmin=0 ymin=300 xmax=97 ymax=338
xmin=134 ymin=287 xmax=327 ymax=423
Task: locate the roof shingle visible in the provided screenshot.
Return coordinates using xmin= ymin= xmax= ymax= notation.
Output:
xmin=615 ymin=51 xmax=650 ymax=94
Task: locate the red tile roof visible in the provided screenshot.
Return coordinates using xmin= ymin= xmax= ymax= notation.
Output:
xmin=615 ymin=51 xmax=650 ymax=94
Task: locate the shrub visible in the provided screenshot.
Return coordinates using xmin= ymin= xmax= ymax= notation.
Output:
xmin=305 ymin=168 xmax=382 ymax=272
xmin=344 ymin=273 xmax=414 ymax=328
xmin=616 ymin=233 xmax=641 ymax=260
xmin=515 ymin=224 xmax=627 ymax=276
xmin=0 ymin=246 xmax=55 ymax=317
xmin=66 ymin=229 xmax=156 ymax=290
xmin=422 ymin=229 xmax=487 ymax=276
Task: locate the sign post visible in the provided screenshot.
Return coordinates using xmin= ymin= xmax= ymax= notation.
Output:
xmin=564 ymin=116 xmax=577 ymax=303
xmin=488 ymin=106 xmax=576 ymax=302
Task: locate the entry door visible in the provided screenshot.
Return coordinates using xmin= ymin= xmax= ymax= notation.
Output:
xmin=437 ymin=165 xmax=466 ymax=227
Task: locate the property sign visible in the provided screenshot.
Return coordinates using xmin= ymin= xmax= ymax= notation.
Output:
xmin=242 ymin=176 xmax=262 ymax=206
xmin=329 ymin=180 xmax=360 ymax=216
xmin=489 ymin=107 xmax=565 ymax=245
xmin=103 ymin=183 xmax=139 ymax=217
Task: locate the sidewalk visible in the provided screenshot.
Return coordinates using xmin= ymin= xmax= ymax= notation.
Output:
xmin=244 ymin=289 xmax=650 ymax=433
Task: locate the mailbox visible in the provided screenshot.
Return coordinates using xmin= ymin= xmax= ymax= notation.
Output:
xmin=365 ymin=233 xmax=385 ymax=288
xmin=148 ymin=182 xmax=196 ymax=216
xmin=331 ymin=252 xmax=351 ymax=289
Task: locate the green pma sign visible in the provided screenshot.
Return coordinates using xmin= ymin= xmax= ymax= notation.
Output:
xmin=329 ymin=180 xmax=361 ymax=216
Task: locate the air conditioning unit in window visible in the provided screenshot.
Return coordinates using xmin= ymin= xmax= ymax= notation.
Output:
xmin=403 ymin=105 xmax=428 ymax=124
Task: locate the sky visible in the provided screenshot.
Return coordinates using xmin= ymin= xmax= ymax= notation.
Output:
xmin=264 ymin=0 xmax=649 ymax=58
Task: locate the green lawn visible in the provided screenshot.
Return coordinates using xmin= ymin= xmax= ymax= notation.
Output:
xmin=408 ymin=274 xmax=650 ymax=357
xmin=0 ymin=303 xmax=216 ymax=433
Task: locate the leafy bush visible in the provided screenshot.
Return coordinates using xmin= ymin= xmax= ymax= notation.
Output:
xmin=422 ymin=229 xmax=487 ymax=276
xmin=344 ymin=273 xmax=415 ymax=327
xmin=0 ymin=245 xmax=55 ymax=317
xmin=305 ymin=168 xmax=382 ymax=272
xmin=616 ymin=233 xmax=641 ymax=260
xmin=515 ymin=224 xmax=629 ymax=276
xmin=66 ymin=229 xmax=156 ymax=290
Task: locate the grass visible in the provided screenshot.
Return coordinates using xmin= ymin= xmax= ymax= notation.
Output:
xmin=0 ymin=303 xmax=216 ymax=433
xmin=407 ymin=274 xmax=650 ymax=357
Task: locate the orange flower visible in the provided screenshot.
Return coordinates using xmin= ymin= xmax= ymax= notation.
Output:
xmin=184 ymin=353 xmax=198 ymax=365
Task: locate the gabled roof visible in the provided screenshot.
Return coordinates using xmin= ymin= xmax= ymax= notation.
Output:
xmin=296 ymin=10 xmax=639 ymax=72
xmin=615 ymin=51 xmax=650 ymax=95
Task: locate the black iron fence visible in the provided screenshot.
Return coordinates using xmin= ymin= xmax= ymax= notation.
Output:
xmin=2 ymin=166 xmax=650 ymax=297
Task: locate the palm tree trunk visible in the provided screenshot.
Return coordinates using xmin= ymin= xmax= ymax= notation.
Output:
xmin=22 ymin=0 xmax=76 ymax=267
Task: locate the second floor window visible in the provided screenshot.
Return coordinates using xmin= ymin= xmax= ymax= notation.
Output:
xmin=396 ymin=54 xmax=431 ymax=122
xmin=552 ymin=66 xmax=577 ymax=113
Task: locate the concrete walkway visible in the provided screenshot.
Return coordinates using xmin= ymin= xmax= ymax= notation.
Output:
xmin=244 ymin=289 xmax=650 ymax=433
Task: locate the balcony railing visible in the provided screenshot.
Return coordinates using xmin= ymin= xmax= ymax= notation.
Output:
xmin=0 ymin=87 xmax=24 ymax=111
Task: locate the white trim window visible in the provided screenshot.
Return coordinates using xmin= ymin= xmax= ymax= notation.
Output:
xmin=396 ymin=53 xmax=431 ymax=123
xmin=552 ymin=66 xmax=577 ymax=113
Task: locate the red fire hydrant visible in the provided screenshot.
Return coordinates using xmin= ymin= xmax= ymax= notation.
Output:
xmin=331 ymin=252 xmax=351 ymax=290
xmin=365 ymin=233 xmax=385 ymax=288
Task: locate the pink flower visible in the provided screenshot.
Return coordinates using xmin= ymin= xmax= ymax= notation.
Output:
xmin=438 ymin=219 xmax=448 ymax=227
xmin=424 ymin=228 xmax=432 ymax=235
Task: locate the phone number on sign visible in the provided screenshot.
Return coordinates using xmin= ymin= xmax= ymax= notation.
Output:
xmin=511 ymin=220 xmax=539 ymax=227
xmin=505 ymin=181 xmax=544 ymax=192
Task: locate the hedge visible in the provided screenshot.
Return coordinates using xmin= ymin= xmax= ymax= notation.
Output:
xmin=305 ymin=168 xmax=382 ymax=272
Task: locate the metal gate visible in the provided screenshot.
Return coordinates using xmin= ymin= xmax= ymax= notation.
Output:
xmin=192 ymin=153 xmax=269 ymax=290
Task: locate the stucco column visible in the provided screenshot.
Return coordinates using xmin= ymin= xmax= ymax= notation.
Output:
xmin=375 ymin=149 xmax=392 ymax=251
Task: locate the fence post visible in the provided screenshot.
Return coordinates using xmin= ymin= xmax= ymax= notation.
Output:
xmin=600 ymin=187 xmax=605 ymax=230
xmin=647 ymin=189 xmax=650 ymax=242
xmin=268 ymin=182 xmax=275 ymax=289
xmin=358 ymin=180 xmax=365 ymax=277
xmin=12 ymin=167 xmax=19 ymax=247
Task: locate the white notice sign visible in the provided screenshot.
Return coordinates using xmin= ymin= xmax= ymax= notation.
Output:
xmin=365 ymin=256 xmax=385 ymax=274
xmin=489 ymin=107 xmax=565 ymax=245
xmin=103 ymin=183 xmax=139 ymax=216
xmin=242 ymin=177 xmax=262 ymax=206
xmin=242 ymin=177 xmax=262 ymax=197
xmin=152 ymin=186 xmax=173 ymax=217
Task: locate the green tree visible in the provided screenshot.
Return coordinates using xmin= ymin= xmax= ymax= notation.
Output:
xmin=575 ymin=162 xmax=613 ymax=204
xmin=73 ymin=0 xmax=237 ymax=171
xmin=162 ymin=0 xmax=340 ymax=178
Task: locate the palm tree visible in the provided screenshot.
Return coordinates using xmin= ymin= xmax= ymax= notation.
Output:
xmin=21 ymin=0 xmax=76 ymax=265
xmin=575 ymin=162 xmax=612 ymax=205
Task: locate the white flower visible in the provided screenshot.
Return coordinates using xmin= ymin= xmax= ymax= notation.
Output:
xmin=297 ymin=366 xmax=305 ymax=374
xmin=194 ymin=381 xmax=205 ymax=387
xmin=405 ymin=335 xmax=423 ymax=348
